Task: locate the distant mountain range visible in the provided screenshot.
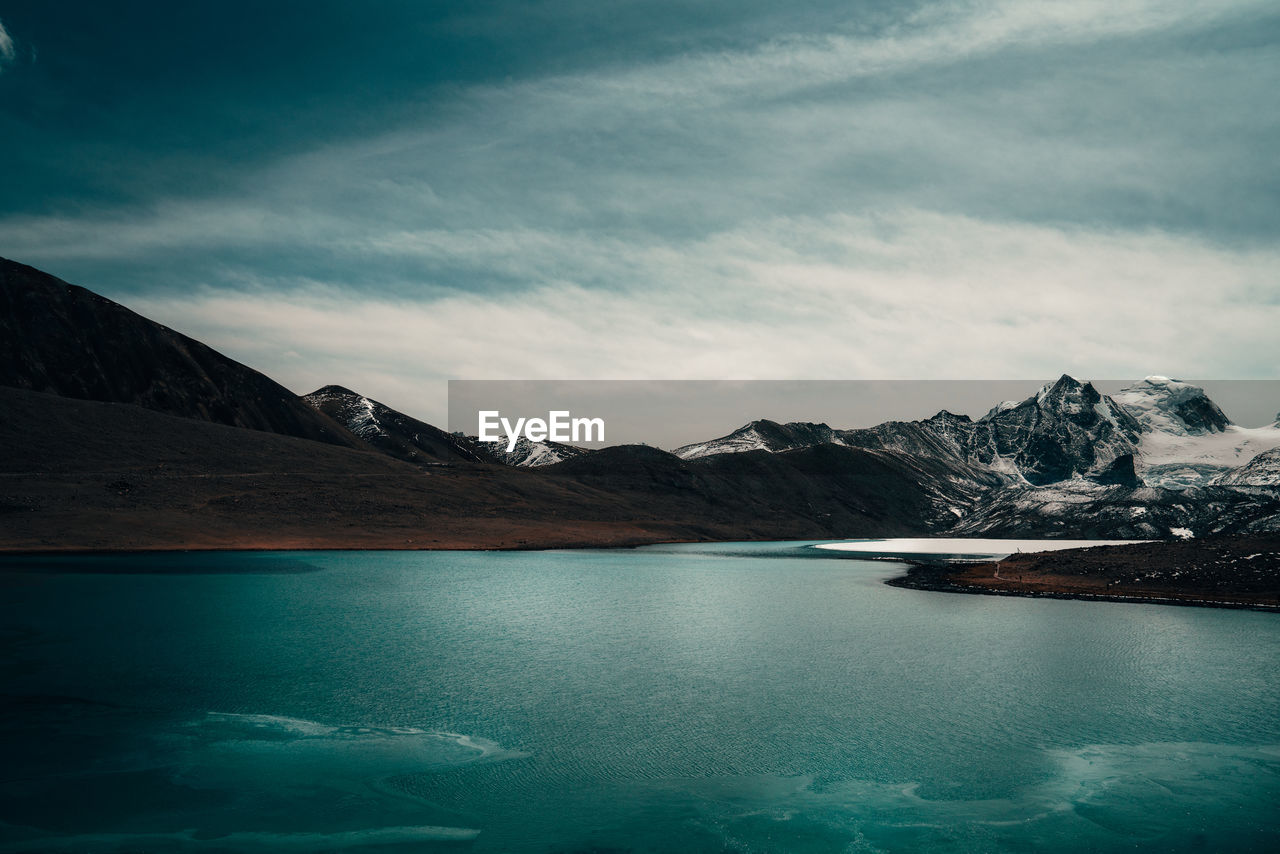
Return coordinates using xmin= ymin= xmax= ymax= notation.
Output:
xmin=302 ymin=384 xmax=590 ymax=467
xmin=665 ymin=373 xmax=1280 ymax=538
xmin=2 ymin=255 xmax=1278 ymax=549
xmin=449 ymin=372 xmax=1280 ymax=538
xmin=673 ymin=373 xmax=1279 ymax=489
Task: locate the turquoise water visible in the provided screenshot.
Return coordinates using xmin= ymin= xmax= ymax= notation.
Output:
xmin=1 ymin=542 xmax=1278 ymax=852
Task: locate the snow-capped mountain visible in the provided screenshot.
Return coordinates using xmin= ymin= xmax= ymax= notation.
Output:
xmin=303 ymin=385 xmax=486 ymax=464
xmin=1111 ymin=376 xmax=1231 ymax=435
xmin=674 ymin=374 xmax=1280 ymax=487
xmin=477 ymin=435 xmax=591 ymax=468
xmin=308 ymin=371 xmax=1278 ymax=536
xmin=1107 ymin=376 xmax=1280 ymax=487
xmin=674 ymin=420 xmax=843 ymax=459
xmin=304 ymin=385 xmax=594 ymax=468
xmin=665 ymin=374 xmax=1280 ymax=538
xmin=678 ymin=375 xmax=1143 ymax=487
xmin=965 ymin=374 xmax=1142 ymax=485
xmin=840 ymin=411 xmax=978 ymax=467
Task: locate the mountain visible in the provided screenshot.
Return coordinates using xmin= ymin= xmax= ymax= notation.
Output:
xmin=0 ymin=256 xmax=359 ymax=448
xmin=1114 ymin=377 xmax=1280 ymax=488
xmin=303 ymin=385 xmax=591 ymax=467
xmin=674 ymin=420 xmax=843 ymax=459
xmin=0 ymin=385 xmax=690 ymax=550
xmin=303 ymin=385 xmax=487 ymax=465
xmin=671 ymin=375 xmax=1280 ymax=491
xmin=677 ymin=376 xmax=1142 ymax=487
xmin=0 ymin=386 xmax=953 ymax=550
xmin=3 ymin=254 xmax=1277 ymax=549
xmin=664 ymin=374 xmax=1280 ymax=539
xmin=963 ymin=375 xmax=1142 ymax=485
xmin=840 ymin=411 xmax=977 ymax=466
xmin=0 ymin=257 xmax=991 ymax=548
xmin=1216 ymin=448 xmax=1280 ymax=487
xmin=546 ymin=442 xmax=999 ymax=534
xmin=477 ymin=435 xmax=591 ymax=467
xmin=839 ymin=375 xmax=1141 ymax=486
xmin=1111 ymin=376 xmax=1230 ymax=435
xmin=946 ymin=480 xmax=1280 ymax=539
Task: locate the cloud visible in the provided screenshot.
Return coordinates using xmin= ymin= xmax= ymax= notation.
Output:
xmin=2 ymin=0 xmax=1277 ymax=419
xmin=5 ymin=0 xmax=1275 ymax=280
xmin=123 ymin=210 xmax=1280 ymax=424
xmin=0 ymin=20 xmax=16 ymax=68
xmin=5 ymin=26 xmax=1276 ymax=276
xmin=352 ymin=0 xmax=1267 ymax=128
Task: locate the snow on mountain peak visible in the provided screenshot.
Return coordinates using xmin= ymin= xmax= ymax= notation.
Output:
xmin=481 ymin=435 xmax=590 ymax=467
xmin=966 ymin=375 xmax=1142 ymax=485
xmin=1104 ymin=379 xmax=1280 ymax=487
xmin=667 ymin=374 xmax=1277 ymax=491
xmin=302 ymin=385 xmax=385 ymax=440
xmin=1111 ymin=377 xmax=1230 ymax=437
xmin=673 ymin=420 xmax=838 ymax=460
xmin=982 ymin=399 xmax=1020 ymax=420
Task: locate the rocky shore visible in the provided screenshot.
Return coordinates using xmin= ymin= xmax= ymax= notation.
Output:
xmin=887 ymin=535 xmax=1280 ymax=611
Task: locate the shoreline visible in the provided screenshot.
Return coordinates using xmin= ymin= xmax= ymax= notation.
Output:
xmin=885 ymin=562 xmax=1280 ymax=613
xmin=0 ymin=533 xmax=759 ymax=557
xmin=6 ymin=536 xmax=1280 ymax=616
xmin=884 ymin=535 xmax=1280 ymax=612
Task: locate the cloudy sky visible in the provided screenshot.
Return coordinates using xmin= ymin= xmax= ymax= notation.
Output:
xmin=1 ymin=1 xmax=1277 ymax=422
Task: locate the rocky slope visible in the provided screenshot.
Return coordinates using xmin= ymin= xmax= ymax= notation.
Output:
xmin=546 ymin=441 xmax=1002 ymax=535
xmin=303 ymin=385 xmax=487 ymax=464
xmin=669 ymin=375 xmax=1280 ymax=538
xmin=947 ymin=481 xmax=1280 ymax=539
xmin=678 ymin=376 xmax=1144 ymax=486
xmin=4 ymin=256 xmax=1278 ymax=547
xmin=1216 ymin=447 xmax=1280 ymax=488
xmin=0 ymin=386 xmax=956 ymax=551
xmin=675 ymin=420 xmax=843 ymax=459
xmin=476 ymin=435 xmax=591 ymax=467
xmin=0 ymin=256 xmax=359 ymax=448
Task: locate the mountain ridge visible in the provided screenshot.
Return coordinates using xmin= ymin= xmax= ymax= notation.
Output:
xmin=303 ymin=384 xmax=487 ymax=464
xmin=0 ymin=256 xmax=361 ymax=449
xmin=3 ymin=256 xmax=1278 ymax=548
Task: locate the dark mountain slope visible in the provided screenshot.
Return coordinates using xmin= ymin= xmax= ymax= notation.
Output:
xmin=547 ymin=442 xmax=993 ymax=535
xmin=0 ymin=386 xmax=704 ymax=550
xmin=0 ymin=387 xmax=942 ymax=551
xmin=0 ymin=257 xmax=359 ymax=448
xmin=964 ymin=375 xmax=1141 ymax=485
xmin=674 ymin=419 xmax=841 ymax=459
xmin=303 ymin=385 xmax=487 ymax=464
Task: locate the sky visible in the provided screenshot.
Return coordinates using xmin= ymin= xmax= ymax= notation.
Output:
xmin=1 ymin=1 xmax=1278 ymax=424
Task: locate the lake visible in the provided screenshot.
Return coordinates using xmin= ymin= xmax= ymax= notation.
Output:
xmin=1 ymin=542 xmax=1278 ymax=852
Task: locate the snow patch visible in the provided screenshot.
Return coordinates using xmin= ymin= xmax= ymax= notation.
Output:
xmin=1138 ymin=424 xmax=1280 ymax=487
